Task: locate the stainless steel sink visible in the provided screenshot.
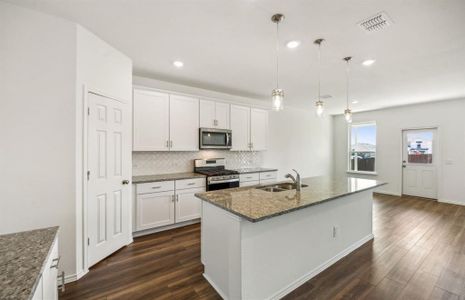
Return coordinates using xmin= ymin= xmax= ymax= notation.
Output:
xmin=257 ymin=183 xmax=308 ymax=192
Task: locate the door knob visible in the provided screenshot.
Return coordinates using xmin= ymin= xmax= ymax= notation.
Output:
xmin=122 ymin=180 xmax=130 ymax=185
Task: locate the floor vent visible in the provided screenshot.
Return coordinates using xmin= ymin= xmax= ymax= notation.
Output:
xmin=358 ymin=11 xmax=393 ymax=33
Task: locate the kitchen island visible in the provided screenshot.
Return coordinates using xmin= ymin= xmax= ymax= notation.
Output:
xmin=195 ymin=176 xmax=385 ymax=300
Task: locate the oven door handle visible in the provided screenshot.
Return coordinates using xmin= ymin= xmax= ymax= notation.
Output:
xmin=208 ymin=178 xmax=239 ymax=184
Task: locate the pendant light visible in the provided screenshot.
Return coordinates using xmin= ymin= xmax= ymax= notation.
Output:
xmin=314 ymin=38 xmax=325 ymax=117
xmin=343 ymin=56 xmax=353 ymax=123
xmin=271 ymin=14 xmax=285 ymax=111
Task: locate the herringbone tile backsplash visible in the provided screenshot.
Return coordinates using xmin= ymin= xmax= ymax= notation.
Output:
xmin=132 ymin=151 xmax=263 ymax=175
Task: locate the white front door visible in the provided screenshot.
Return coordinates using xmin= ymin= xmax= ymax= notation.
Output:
xmin=402 ymin=129 xmax=437 ymax=199
xmin=87 ymin=92 xmax=131 ymax=267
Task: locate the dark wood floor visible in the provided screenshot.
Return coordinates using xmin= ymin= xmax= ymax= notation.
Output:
xmin=61 ymin=194 xmax=465 ymax=300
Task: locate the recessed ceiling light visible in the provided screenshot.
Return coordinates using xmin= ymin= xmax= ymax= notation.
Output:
xmin=173 ymin=60 xmax=184 ymax=68
xmin=362 ymin=59 xmax=376 ymax=66
xmin=352 ymin=100 xmax=359 ymax=104
xmin=286 ymin=40 xmax=301 ymax=49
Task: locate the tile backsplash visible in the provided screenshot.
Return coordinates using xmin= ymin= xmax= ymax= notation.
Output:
xmin=132 ymin=151 xmax=263 ymax=176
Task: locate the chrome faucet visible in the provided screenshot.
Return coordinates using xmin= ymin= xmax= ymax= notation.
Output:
xmin=285 ymin=169 xmax=302 ymax=191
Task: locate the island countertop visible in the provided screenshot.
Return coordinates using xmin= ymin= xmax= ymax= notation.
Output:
xmin=195 ymin=176 xmax=386 ymax=222
xmin=0 ymin=227 xmax=59 ymax=300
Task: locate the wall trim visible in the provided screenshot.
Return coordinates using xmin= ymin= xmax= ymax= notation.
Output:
xmin=438 ymin=199 xmax=465 ymax=206
xmin=269 ymin=233 xmax=374 ymax=300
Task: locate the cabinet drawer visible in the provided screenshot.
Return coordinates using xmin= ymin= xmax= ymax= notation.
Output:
xmin=136 ymin=181 xmax=174 ymax=194
xmin=240 ymin=180 xmax=260 ymax=187
xmin=260 ymin=171 xmax=277 ymax=181
xmin=240 ymin=173 xmax=259 ymax=182
xmin=176 ymin=178 xmax=205 ymax=190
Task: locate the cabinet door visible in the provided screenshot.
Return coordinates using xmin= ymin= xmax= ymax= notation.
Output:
xmin=175 ymin=187 xmax=205 ymax=223
xmin=215 ymin=102 xmax=230 ymax=129
xmin=133 ymin=89 xmax=170 ymax=151
xmin=199 ymin=99 xmax=215 ymax=128
xmin=42 ymin=240 xmax=59 ymax=300
xmin=230 ymin=105 xmax=250 ymax=151
xmin=136 ymin=191 xmax=175 ymax=231
xmin=31 ymin=275 xmax=43 ymax=300
xmin=250 ymin=108 xmax=268 ymax=151
xmin=170 ymin=95 xmax=199 ymax=151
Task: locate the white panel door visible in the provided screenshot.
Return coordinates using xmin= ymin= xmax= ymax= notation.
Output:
xmin=136 ymin=191 xmax=175 ymax=231
xmin=87 ymin=92 xmax=131 ymax=267
xmin=133 ymin=89 xmax=170 ymax=151
xmin=230 ymin=105 xmax=250 ymax=151
xmin=402 ymin=129 xmax=437 ymax=199
xmin=250 ymin=108 xmax=268 ymax=151
xmin=200 ymin=99 xmax=216 ymax=128
xmin=215 ymin=102 xmax=230 ymax=129
xmin=170 ymin=95 xmax=199 ymax=151
xmin=175 ymin=187 xmax=205 ymax=222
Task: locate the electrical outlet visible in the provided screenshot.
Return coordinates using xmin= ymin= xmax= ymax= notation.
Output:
xmin=332 ymin=225 xmax=339 ymax=238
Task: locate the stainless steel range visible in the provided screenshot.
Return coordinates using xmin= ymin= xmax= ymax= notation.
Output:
xmin=194 ymin=158 xmax=239 ymax=191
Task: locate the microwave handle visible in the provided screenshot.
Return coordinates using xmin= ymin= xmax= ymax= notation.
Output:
xmin=226 ymin=133 xmax=230 ymax=146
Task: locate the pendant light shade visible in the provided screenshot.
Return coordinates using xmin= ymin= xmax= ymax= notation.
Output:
xmin=314 ymin=38 xmax=325 ymax=117
xmin=271 ymin=14 xmax=285 ymax=111
xmin=343 ymin=56 xmax=353 ymax=123
xmin=272 ymin=88 xmax=284 ymax=111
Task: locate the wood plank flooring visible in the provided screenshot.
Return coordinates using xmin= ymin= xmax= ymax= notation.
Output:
xmin=61 ymin=194 xmax=465 ymax=300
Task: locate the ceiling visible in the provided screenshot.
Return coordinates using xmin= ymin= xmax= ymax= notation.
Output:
xmin=8 ymin=0 xmax=465 ymax=114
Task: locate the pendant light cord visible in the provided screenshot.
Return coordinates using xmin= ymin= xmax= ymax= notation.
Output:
xmin=276 ymin=21 xmax=280 ymax=89
xmin=346 ymin=58 xmax=350 ymax=109
xmin=317 ymin=42 xmax=321 ymax=100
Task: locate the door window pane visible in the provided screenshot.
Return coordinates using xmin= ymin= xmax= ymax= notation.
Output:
xmin=406 ymin=132 xmax=433 ymax=164
xmin=349 ymin=123 xmax=376 ymax=172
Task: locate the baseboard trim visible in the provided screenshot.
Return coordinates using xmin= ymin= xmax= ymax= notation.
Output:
xmin=269 ymin=233 xmax=374 ymax=300
xmin=203 ymin=273 xmax=229 ymax=300
xmin=132 ymin=219 xmax=200 ymax=237
xmin=438 ymin=199 xmax=465 ymax=206
xmin=374 ymin=191 xmax=401 ymax=197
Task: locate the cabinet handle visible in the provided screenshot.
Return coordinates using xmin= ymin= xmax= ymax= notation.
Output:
xmin=51 ymin=257 xmax=60 ymax=269
xmin=151 ymin=186 xmax=161 ymax=189
xmin=187 ymin=182 xmax=195 ymax=186
xmin=170 ymin=140 xmax=173 ymax=148
xmin=171 ymin=195 xmax=175 ymax=202
xmin=58 ymin=271 xmax=65 ymax=292
xmin=166 ymin=140 xmax=169 ymax=148
xmin=176 ymin=194 xmax=179 ymax=202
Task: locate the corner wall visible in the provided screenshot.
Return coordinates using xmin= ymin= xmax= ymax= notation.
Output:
xmin=332 ymin=98 xmax=465 ymax=205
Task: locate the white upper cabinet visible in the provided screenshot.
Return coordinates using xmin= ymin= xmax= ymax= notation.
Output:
xmin=230 ymin=104 xmax=251 ymax=151
xmin=199 ymin=99 xmax=230 ymax=129
xmin=170 ymin=95 xmax=199 ymax=151
xmin=133 ymin=89 xmax=170 ymax=151
xmin=215 ymin=102 xmax=230 ymax=129
xmin=250 ymin=108 xmax=268 ymax=151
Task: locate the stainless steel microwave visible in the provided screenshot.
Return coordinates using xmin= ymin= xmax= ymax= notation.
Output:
xmin=199 ymin=128 xmax=232 ymax=150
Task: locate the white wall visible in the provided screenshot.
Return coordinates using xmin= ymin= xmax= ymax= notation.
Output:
xmin=333 ymin=98 xmax=465 ymax=205
xmin=264 ymin=107 xmax=333 ymax=179
xmin=75 ymin=26 xmax=133 ymax=278
xmin=0 ymin=1 xmax=77 ymax=275
xmin=133 ymin=76 xmax=334 ymax=179
xmin=0 ymin=2 xmax=133 ymax=280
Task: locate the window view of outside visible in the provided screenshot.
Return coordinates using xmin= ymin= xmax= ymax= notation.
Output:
xmin=350 ymin=123 xmax=376 ymax=172
xmin=406 ymin=132 xmax=433 ymax=164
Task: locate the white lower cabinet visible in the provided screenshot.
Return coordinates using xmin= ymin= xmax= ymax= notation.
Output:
xmin=31 ymin=237 xmax=60 ymax=300
xmin=136 ymin=190 xmax=175 ymax=231
xmin=176 ymin=187 xmax=204 ymax=222
xmin=135 ymin=179 xmax=205 ymax=233
xmin=240 ymin=180 xmax=259 ymax=187
xmin=240 ymin=171 xmax=278 ymax=187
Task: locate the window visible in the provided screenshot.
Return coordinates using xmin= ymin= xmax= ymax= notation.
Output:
xmin=349 ymin=122 xmax=376 ymax=173
xmin=405 ymin=131 xmax=433 ymax=164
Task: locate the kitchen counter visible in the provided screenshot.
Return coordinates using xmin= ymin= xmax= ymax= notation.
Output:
xmin=233 ymin=167 xmax=278 ymax=174
xmin=196 ymin=175 xmax=385 ymax=222
xmin=132 ymin=172 xmax=206 ymax=183
xmin=0 ymin=227 xmax=59 ymax=300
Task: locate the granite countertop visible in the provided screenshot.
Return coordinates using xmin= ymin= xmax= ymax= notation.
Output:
xmin=233 ymin=167 xmax=278 ymax=174
xmin=132 ymin=172 xmax=206 ymax=183
xmin=195 ymin=176 xmax=386 ymax=222
xmin=0 ymin=227 xmax=59 ymax=300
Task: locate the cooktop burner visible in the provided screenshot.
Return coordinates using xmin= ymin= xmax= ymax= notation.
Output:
xmin=194 ymin=158 xmax=239 ymax=177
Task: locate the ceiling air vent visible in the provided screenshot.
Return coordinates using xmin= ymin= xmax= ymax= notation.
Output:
xmin=358 ymin=11 xmax=393 ymax=33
